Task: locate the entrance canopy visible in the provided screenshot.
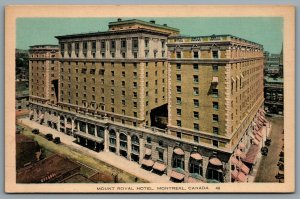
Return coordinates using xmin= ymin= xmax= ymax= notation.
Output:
xmin=153 ymin=162 xmax=166 ymax=172
xmin=141 ymin=159 xmax=154 ymax=167
xmin=74 ymin=131 xmax=104 ymax=144
xmin=170 ymin=170 xmax=185 ymax=181
xmin=173 ymin=148 xmax=184 ymax=156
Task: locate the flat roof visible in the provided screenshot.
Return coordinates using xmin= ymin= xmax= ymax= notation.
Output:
xmin=169 ymin=34 xmax=263 ymax=47
xmin=108 ymin=19 xmax=180 ymax=32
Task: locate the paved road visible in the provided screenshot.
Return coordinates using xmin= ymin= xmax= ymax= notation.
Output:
xmin=18 ymin=118 xmax=171 ymax=183
xmin=255 ymin=117 xmax=284 ymax=182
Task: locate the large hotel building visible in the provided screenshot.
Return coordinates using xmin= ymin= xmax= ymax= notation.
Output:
xmin=28 ymin=19 xmax=266 ymax=183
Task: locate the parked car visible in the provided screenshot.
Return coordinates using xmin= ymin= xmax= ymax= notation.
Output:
xmin=53 ymin=137 xmax=61 ymax=144
xmin=45 ymin=133 xmax=53 ymax=141
xmin=261 ymin=147 xmax=268 ymax=156
xmin=32 ymin=129 xmax=39 ymax=134
xmin=265 ymin=138 xmax=271 ymax=146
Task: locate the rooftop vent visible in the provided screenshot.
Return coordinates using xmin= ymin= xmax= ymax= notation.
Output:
xmin=117 ymin=18 xmax=122 ymax=22
xmin=150 ymin=20 xmax=156 ymax=24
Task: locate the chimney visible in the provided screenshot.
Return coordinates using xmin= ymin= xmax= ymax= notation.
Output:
xmin=117 ymin=18 xmax=122 ymax=22
xmin=150 ymin=20 xmax=155 ymax=24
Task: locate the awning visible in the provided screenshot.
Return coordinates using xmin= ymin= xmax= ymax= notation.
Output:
xmin=39 ymin=114 xmax=44 ymax=120
xmin=190 ymin=152 xmax=202 ymax=160
xmin=238 ymin=143 xmax=246 ymax=150
xmin=153 ymin=162 xmax=166 ymax=172
xmin=235 ymin=149 xmax=246 ymax=160
xmin=236 ymin=75 xmax=240 ymax=80
xmin=231 ymin=170 xmax=239 ymax=180
xmin=141 ymin=159 xmax=154 ymax=167
xmin=170 ymin=170 xmax=185 ymax=181
xmin=253 ymin=138 xmax=260 ymax=145
xmin=187 ymin=176 xmax=203 ymax=183
xmin=74 ymin=131 xmax=104 ymax=143
xmin=66 ymin=123 xmax=72 ymax=129
xmin=209 ymin=157 xmax=223 ymax=166
xmin=173 ymin=148 xmax=184 ymax=156
xmin=256 ymin=130 xmax=263 ymax=137
xmin=236 ymin=172 xmax=247 ymax=182
xmin=244 ymin=144 xmax=260 ymax=164
xmin=145 ymin=148 xmax=152 ymax=156
xmin=212 ymin=77 xmax=218 ymax=83
xmin=240 ymin=73 xmax=244 ymax=78
xmin=231 ymin=77 xmax=236 ymax=82
xmin=240 ymin=163 xmax=250 ymax=174
xmin=231 ymin=157 xmax=239 ymax=165
xmin=255 ymin=134 xmax=262 ymax=141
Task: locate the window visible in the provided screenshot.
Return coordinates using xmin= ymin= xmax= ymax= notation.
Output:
xmin=133 ymin=72 xmax=137 ymax=78
xmin=101 ymin=41 xmax=105 ymax=50
xmin=145 ymin=38 xmax=149 ymax=48
xmin=122 ymin=110 xmax=125 ymax=115
xmin=176 ymin=86 xmax=181 ymax=93
xmin=147 ymin=136 xmax=152 ymax=143
xmin=213 ymin=127 xmax=219 ymax=134
xmin=193 ymin=64 xmax=199 ymax=70
xmin=194 ymin=123 xmax=199 ymax=130
xmin=193 ymin=51 xmax=199 ymax=58
xmin=176 ymin=132 xmax=182 ymax=138
xmin=132 ymin=38 xmax=138 ymax=49
xmin=213 ymin=114 xmax=219 ymax=122
xmin=122 ymin=71 xmax=125 ymax=77
xmin=161 ymin=40 xmax=165 ymax=48
xmin=176 ymin=52 xmax=181 ymax=58
xmin=213 ymin=102 xmax=219 ymax=110
xmin=121 ymin=39 xmax=126 ymax=48
xmin=212 ymin=89 xmax=218 ymax=97
xmin=92 ymin=41 xmax=96 ymax=51
xmin=213 ymin=140 xmax=219 ymax=147
xmin=193 ymin=75 xmax=199 ymax=83
xmin=145 ymin=51 xmax=149 ymax=58
xmin=177 ymin=120 xmax=182 ymax=127
xmin=133 ymin=112 xmax=137 ymax=117
xmin=110 ymin=40 xmax=116 ymax=49
xmin=111 ymin=52 xmax=115 ymax=58
xmin=194 ymin=111 xmax=199 ymax=119
xmin=111 ymin=89 xmax=114 ymax=95
xmin=83 ymin=41 xmax=87 ymax=51
xmin=212 ymin=50 xmax=219 ymax=58
xmin=177 ymin=109 xmax=181 ymax=116
xmin=176 ymin=97 xmax=182 ymax=105
xmin=213 ymin=65 xmax=218 ymax=71
xmin=122 ymin=81 xmax=125 ymax=87
xmin=111 ymin=98 xmax=114 ymax=104
xmin=176 ymin=74 xmax=181 ymax=82
xmin=194 ymin=136 xmax=199 ymax=143
xmin=193 ymin=87 xmax=199 ymax=95
xmin=193 ymin=99 xmax=199 ymax=107
xmin=158 ymin=151 xmax=164 ymax=161
xmin=176 ymin=63 xmax=181 ymax=70
xmin=111 ymin=80 xmax=114 ymax=85
xmin=133 ymin=92 xmax=137 ymax=98
xmin=122 ymin=53 xmax=126 ymax=58
xmin=133 ymin=82 xmax=137 ymax=88
xmin=133 ymin=102 xmax=137 ymax=108
xmin=122 ymin=100 xmax=126 ymax=106
xmin=158 ymin=140 xmax=163 ymax=146
xmin=146 ymin=72 xmax=148 ymax=77
xmin=111 ymin=71 xmax=114 ymax=76
xmin=133 ymin=52 xmax=138 ymax=58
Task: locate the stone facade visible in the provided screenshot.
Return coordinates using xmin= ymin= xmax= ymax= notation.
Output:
xmin=28 ymin=19 xmax=266 ymax=183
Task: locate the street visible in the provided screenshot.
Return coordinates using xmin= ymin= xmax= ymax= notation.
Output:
xmin=255 ymin=117 xmax=284 ymax=182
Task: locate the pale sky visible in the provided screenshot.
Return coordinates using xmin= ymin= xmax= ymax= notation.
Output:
xmin=16 ymin=17 xmax=283 ymax=54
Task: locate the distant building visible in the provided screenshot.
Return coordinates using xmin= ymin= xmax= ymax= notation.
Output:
xmin=264 ymin=76 xmax=284 ymax=115
xmin=28 ymin=19 xmax=267 ymax=183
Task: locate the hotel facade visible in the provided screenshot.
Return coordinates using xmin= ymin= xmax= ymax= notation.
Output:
xmin=28 ymin=19 xmax=267 ymax=183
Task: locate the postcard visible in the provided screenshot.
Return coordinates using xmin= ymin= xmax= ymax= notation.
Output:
xmin=5 ymin=5 xmax=295 ymax=193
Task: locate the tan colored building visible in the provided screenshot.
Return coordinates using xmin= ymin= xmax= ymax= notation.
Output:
xmin=28 ymin=19 xmax=267 ymax=183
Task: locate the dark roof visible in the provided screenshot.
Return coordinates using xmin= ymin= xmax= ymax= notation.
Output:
xmin=16 ymin=134 xmax=35 ymax=143
xmin=55 ymin=28 xmax=171 ymax=40
xmin=108 ymin=19 xmax=180 ymax=32
xmin=16 ymin=154 xmax=80 ymax=183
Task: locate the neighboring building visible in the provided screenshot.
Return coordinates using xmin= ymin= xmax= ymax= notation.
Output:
xmin=28 ymin=45 xmax=60 ymax=123
xmin=16 ymin=134 xmax=39 ymax=169
xmin=264 ymin=77 xmax=284 ymax=115
xmin=17 ymin=154 xmax=81 ymax=183
xmin=28 ymin=19 xmax=267 ymax=183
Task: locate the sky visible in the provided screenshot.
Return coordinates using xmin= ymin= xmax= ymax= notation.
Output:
xmin=16 ymin=17 xmax=283 ymax=54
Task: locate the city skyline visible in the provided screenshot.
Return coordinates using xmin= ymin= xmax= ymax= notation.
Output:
xmin=16 ymin=17 xmax=283 ymax=54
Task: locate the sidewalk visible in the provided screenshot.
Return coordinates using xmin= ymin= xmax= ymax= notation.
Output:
xmin=18 ymin=118 xmax=171 ymax=183
xmin=247 ymin=121 xmax=272 ymax=182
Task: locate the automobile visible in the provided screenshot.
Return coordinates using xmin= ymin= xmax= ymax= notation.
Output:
xmin=45 ymin=133 xmax=53 ymax=141
xmin=279 ymin=151 xmax=284 ymax=157
xmin=32 ymin=129 xmax=39 ymax=134
xmin=53 ymin=137 xmax=61 ymax=144
xmin=261 ymin=147 xmax=268 ymax=156
xmin=265 ymin=138 xmax=271 ymax=146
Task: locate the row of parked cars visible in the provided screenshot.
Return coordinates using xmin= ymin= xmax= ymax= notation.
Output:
xmin=31 ymin=129 xmax=61 ymax=144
